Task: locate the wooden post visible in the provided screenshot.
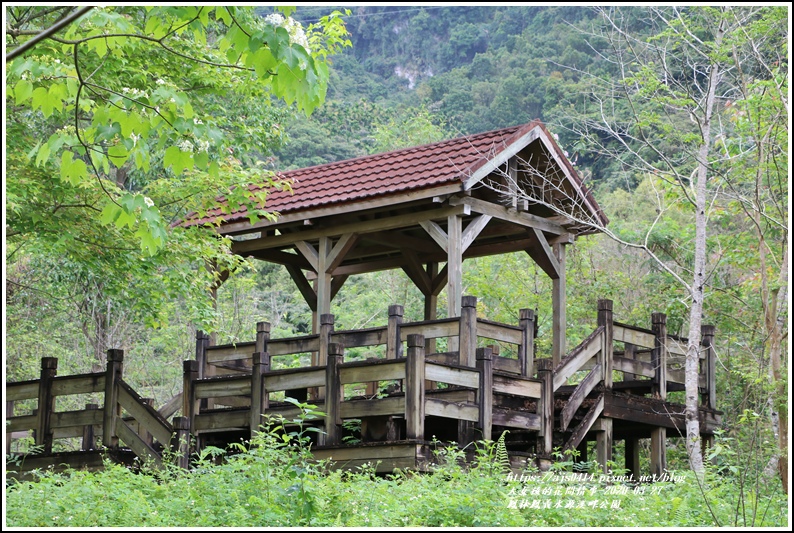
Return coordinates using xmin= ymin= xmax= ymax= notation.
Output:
xmin=171 ymin=416 xmax=191 ymax=470
xmin=625 ymin=438 xmax=641 ymax=480
xmin=405 ymin=334 xmax=426 ymax=440
xmin=6 ymin=401 xmax=13 ymax=454
xmin=537 ymin=358 xmax=553 ymax=456
xmin=459 ymin=295 xmax=478 ymax=367
xmin=518 ymin=309 xmax=535 ymax=377
xmin=103 ymin=350 xmax=123 ymax=449
xmin=651 ymin=313 xmax=668 ymax=400
xmin=595 ymin=417 xmax=613 ymax=474
xmin=323 ymin=343 xmax=343 ymax=446
xmin=386 ymin=304 xmax=404 ymax=359
xmin=36 ymin=357 xmax=58 ymax=453
xmin=250 ymin=351 xmax=271 ymax=439
xmin=424 ymin=262 xmax=439 ymax=357
xmin=446 ymin=214 xmax=463 ymax=355
xmin=312 ymin=313 xmax=334 ymax=401
xmin=701 ymin=324 xmax=716 ymax=410
xmin=624 ymin=343 xmax=637 ymax=380
xmin=577 ymin=439 xmax=588 ymax=462
xmin=182 ymin=360 xmax=199 ymax=444
xmin=552 ymin=242 xmax=567 ymax=366
xmin=195 ymin=330 xmax=209 ymax=379
xmin=597 ymin=300 xmax=614 ymax=389
xmin=256 ymin=321 xmax=271 ymax=354
xmin=82 ymin=403 xmax=99 ymax=451
xmin=651 ymin=427 xmax=667 ymax=477
xmin=476 ymin=347 xmax=494 ymax=441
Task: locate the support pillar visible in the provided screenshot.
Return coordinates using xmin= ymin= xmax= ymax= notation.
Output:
xmin=447 ymin=214 xmax=463 ymax=353
xmin=625 ymin=438 xmax=641 ymax=479
xmin=651 ymin=427 xmax=667 ymax=477
xmin=552 ymin=242 xmax=568 ymax=366
xmin=595 ymin=417 xmax=613 ymax=474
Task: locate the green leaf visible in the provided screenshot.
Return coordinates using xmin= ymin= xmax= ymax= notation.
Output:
xmin=108 ymin=143 xmax=129 ymax=167
xmin=60 ymin=150 xmax=88 ymax=185
xmin=14 ymin=79 xmax=33 ymax=104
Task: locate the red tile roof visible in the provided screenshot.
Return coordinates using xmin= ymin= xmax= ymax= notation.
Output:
xmin=186 ymin=120 xmax=605 ymax=228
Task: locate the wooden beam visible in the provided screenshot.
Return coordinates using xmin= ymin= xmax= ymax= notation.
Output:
xmin=524 ymin=228 xmax=560 ymax=279
xmin=330 ymin=274 xmax=348 ymax=301
xmin=326 ymin=233 xmax=359 ymax=272
xmin=419 ymin=220 xmax=449 ymax=252
xmin=448 ymin=196 xmax=565 ymax=235
xmin=461 ymin=215 xmax=492 ymax=253
xmin=462 ymin=125 xmax=544 ymax=190
xmin=285 ymin=264 xmax=317 ymax=312
xmin=401 ymin=250 xmax=432 ymax=295
xmin=294 ymin=241 xmax=319 ymax=272
xmin=233 ymin=204 xmax=470 ymax=253
xmin=447 ymin=214 xmax=463 ymax=319
xmin=218 ymin=184 xmax=463 ymax=235
xmin=551 ymin=242 xmax=567 ymax=365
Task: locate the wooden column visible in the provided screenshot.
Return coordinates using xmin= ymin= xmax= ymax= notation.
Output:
xmin=577 ymin=439 xmax=588 ymax=462
xmin=424 ymin=262 xmax=439 ymax=356
xmin=312 ymin=313 xmax=334 ymax=401
xmin=316 ymin=236 xmax=333 ymax=318
xmin=323 ymin=343 xmax=343 ymax=446
xmin=552 ymin=243 xmax=567 ymax=366
xmin=405 ymin=334 xmax=426 ymax=440
xmin=6 ymin=401 xmax=14 ymax=454
xmin=625 ymin=438 xmax=641 ymax=479
xmin=459 ymin=295 xmax=478 ymax=367
xmin=250 ymin=351 xmax=271 ymax=438
xmin=595 ymin=417 xmax=613 ymax=474
xmin=651 ymin=313 xmax=668 ymax=400
xmin=518 ymin=309 xmax=535 ymax=377
xmin=447 ymin=214 xmax=463 ymax=354
xmin=102 ymin=350 xmax=123 ymax=449
xmin=476 ymin=347 xmax=494 ymax=441
xmin=386 ymin=305 xmax=404 ymax=359
xmin=36 ymin=357 xmax=58 ymax=453
xmin=182 ymin=360 xmax=199 ymax=444
xmin=171 ymin=416 xmax=191 ymax=470
xmin=701 ymin=324 xmax=716 ymax=410
xmin=82 ymin=403 xmax=99 ymax=451
xmin=256 ymin=321 xmax=270 ymax=354
xmin=651 ymin=427 xmax=667 ymax=477
xmin=597 ymin=299 xmax=614 ymax=389
xmin=537 ymin=359 xmax=554 ymax=456
xmin=195 ymin=330 xmax=209 ymax=379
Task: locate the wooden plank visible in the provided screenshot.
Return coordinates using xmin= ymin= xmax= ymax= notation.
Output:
xmin=340 ymin=361 xmax=406 ymax=384
xmin=206 ymin=342 xmax=256 ymax=363
xmin=340 ymin=396 xmax=406 ymax=418
xmin=667 ymin=368 xmax=706 ymax=388
xmin=401 ymin=319 xmax=459 ymax=340
xmin=425 ymin=363 xmax=479 ymax=389
xmin=426 ymin=352 xmax=458 ymax=366
xmin=476 ymin=320 xmax=523 ymax=344
xmin=158 ymin=393 xmax=182 ymax=419
xmin=425 ymin=398 xmax=479 ymax=422
xmin=194 ymin=377 xmax=251 ymax=399
xmin=5 ymin=381 xmax=40 ymax=401
xmin=117 ymin=381 xmax=173 ymax=445
xmin=311 ymin=442 xmax=417 ymax=463
xmin=560 ymin=363 xmax=602 ymax=431
xmin=493 ymin=356 xmax=521 ymax=375
xmin=6 ymin=415 xmax=37 ymax=432
xmin=269 ymin=336 xmax=320 ymax=356
xmin=331 ymin=328 xmax=387 ymax=349
xmin=563 ymin=393 xmax=604 ymax=452
xmin=115 ymin=418 xmax=163 ymax=469
xmin=492 ymin=408 xmax=541 ymax=431
xmin=477 ymin=349 xmax=494 ymax=440
xmin=50 ymin=374 xmax=105 ymax=396
xmin=264 ymin=368 xmax=326 ymax=392
xmin=667 ymin=338 xmax=688 ymax=358
xmin=613 ymin=325 xmax=656 ymax=349
xmin=553 ymin=328 xmax=603 ymax=390
xmin=612 ymin=356 xmax=655 ymax=378
xmin=492 ymin=374 xmax=542 ymax=398
xmin=193 ymin=410 xmax=249 ymax=432
xmin=50 ymin=408 xmax=104 ymax=429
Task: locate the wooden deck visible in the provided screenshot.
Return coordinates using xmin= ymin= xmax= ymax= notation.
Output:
xmin=6 ymin=298 xmax=721 ymax=479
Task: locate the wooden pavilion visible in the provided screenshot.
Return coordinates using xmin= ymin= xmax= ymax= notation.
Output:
xmin=6 ymin=120 xmax=721 ymax=478
xmin=190 ymin=119 xmax=606 ymax=366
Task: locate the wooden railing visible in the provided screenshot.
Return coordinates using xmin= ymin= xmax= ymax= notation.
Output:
xmin=6 ymin=350 xmax=190 ymax=469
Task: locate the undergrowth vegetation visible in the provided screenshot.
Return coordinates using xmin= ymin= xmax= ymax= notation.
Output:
xmin=5 ymin=405 xmax=787 ymax=528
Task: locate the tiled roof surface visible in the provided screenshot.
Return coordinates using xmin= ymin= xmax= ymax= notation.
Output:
xmin=187 ymin=121 xmax=538 ymax=227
